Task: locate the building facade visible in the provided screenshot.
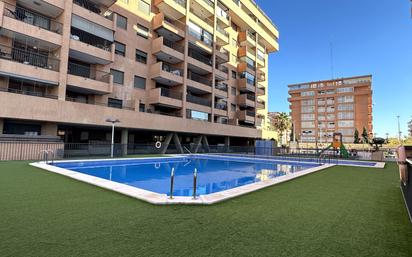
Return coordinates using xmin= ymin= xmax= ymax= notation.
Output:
xmin=0 ymin=0 xmax=278 ymax=147
xmin=288 ymin=75 xmax=373 ymax=144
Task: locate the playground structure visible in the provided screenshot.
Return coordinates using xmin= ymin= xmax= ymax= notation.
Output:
xmin=319 ymin=133 xmax=350 ymax=158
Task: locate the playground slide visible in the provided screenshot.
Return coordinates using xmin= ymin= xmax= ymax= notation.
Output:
xmin=319 ymin=144 xmax=350 ymax=158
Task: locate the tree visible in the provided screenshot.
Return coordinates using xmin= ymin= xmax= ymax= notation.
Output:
xmin=408 ymin=119 xmax=412 ymax=137
xmin=362 ymin=127 xmax=369 ymax=144
xmin=354 ymin=128 xmax=360 ymax=144
xmin=269 ymin=112 xmax=291 ymax=145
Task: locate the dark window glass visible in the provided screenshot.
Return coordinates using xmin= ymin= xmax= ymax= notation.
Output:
xmin=108 ymin=98 xmax=123 ymax=109
xmin=231 ymin=87 xmax=236 ymax=96
xmin=117 ymin=14 xmax=127 ymax=30
xmin=136 ymin=24 xmax=149 ymax=39
xmin=231 ymin=70 xmax=237 ymax=79
xmin=231 ymin=104 xmax=236 ymax=112
xmin=111 ymin=69 xmax=124 ymax=85
xmin=134 ymin=76 xmax=146 ymax=89
xmin=139 ymin=103 xmax=145 ymax=112
xmin=114 ymin=41 xmax=126 ymax=56
xmin=135 ymin=49 xmax=147 ymax=64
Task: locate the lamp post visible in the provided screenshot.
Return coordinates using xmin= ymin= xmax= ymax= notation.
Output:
xmin=106 ymin=118 xmax=120 ymax=158
xmin=397 ymin=115 xmax=401 ymax=143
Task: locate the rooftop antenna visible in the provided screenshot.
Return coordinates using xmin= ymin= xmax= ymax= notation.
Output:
xmin=330 ymin=42 xmax=334 ymax=79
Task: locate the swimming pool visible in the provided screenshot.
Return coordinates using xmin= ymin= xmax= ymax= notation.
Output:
xmin=31 ymin=154 xmax=382 ymax=204
xmin=52 ymin=156 xmax=320 ymax=197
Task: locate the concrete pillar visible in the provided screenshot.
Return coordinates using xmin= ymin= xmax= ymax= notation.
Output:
xmin=161 ymin=133 xmax=173 ymax=154
xmin=0 ymin=118 xmax=3 ymax=134
xmin=41 ymin=123 xmax=58 ymax=136
xmin=121 ymin=129 xmax=128 ymax=156
xmin=225 ymin=136 xmax=230 ymax=152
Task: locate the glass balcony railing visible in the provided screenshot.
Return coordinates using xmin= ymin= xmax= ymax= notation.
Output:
xmin=173 ymin=0 xmax=186 ymax=8
xmin=187 ymin=94 xmax=211 ymax=107
xmin=246 ymin=94 xmax=256 ymax=101
xmin=188 ymin=50 xmax=212 ymax=66
xmin=70 ymin=27 xmax=113 ymax=51
xmin=215 ymin=102 xmax=227 ymax=110
xmin=162 ymin=63 xmax=183 ymax=77
xmin=215 ymin=82 xmax=228 ymax=92
xmin=188 ymin=72 xmax=212 ymax=87
xmin=159 ymin=87 xmax=182 ymax=100
xmin=0 ymin=86 xmax=57 ymax=99
xmin=163 ymin=38 xmax=185 ymax=53
xmin=246 ymin=110 xmax=256 ymax=117
xmin=3 ymin=4 xmax=63 ymax=34
xmin=0 ymin=44 xmax=60 ymax=71
xmin=73 ymin=0 xmax=103 ymax=15
xmin=68 ymin=62 xmax=111 ymax=83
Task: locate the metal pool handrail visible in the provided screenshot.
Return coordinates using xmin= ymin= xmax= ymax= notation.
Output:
xmin=169 ymin=168 xmax=175 ymax=199
xmin=193 ymin=168 xmax=198 ymax=200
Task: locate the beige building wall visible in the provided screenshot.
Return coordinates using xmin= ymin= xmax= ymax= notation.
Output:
xmin=0 ymin=0 xmax=279 ymax=142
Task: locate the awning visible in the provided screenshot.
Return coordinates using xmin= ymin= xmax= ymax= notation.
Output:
xmin=71 ymin=15 xmax=114 ymax=42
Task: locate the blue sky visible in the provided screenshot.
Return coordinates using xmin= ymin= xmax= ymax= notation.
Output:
xmin=255 ymin=0 xmax=412 ymax=137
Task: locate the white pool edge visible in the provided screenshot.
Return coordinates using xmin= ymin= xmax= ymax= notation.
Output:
xmin=30 ymin=161 xmax=334 ymax=205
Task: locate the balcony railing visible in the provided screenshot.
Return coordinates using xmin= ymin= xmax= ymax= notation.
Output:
xmin=247 ymin=31 xmax=256 ymax=41
xmin=216 ymin=64 xmax=229 ymax=74
xmin=73 ymin=0 xmax=104 ymax=15
xmin=0 ymin=86 xmax=57 ymax=99
xmin=215 ymin=102 xmax=227 ymax=110
xmin=188 ymin=72 xmax=212 ymax=86
xmin=3 ymin=3 xmax=63 ymax=34
xmin=216 ymin=26 xmax=229 ymax=38
xmin=188 ymin=50 xmax=212 ymax=66
xmin=70 ymin=27 xmax=112 ymax=51
xmin=159 ymin=87 xmax=182 ymax=100
xmin=215 ymin=82 xmax=228 ymax=92
xmin=216 ymin=6 xmax=229 ymax=21
xmin=163 ymin=38 xmax=185 ymax=53
xmin=187 ymin=94 xmax=211 ymax=106
xmin=173 ymin=0 xmax=186 ymax=8
xmin=201 ymin=0 xmax=214 ymax=8
xmin=66 ymin=97 xmax=135 ymax=110
xmin=246 ymin=110 xmax=256 ymax=117
xmin=162 ymin=63 xmax=183 ymax=77
xmin=246 ymin=94 xmax=256 ymax=101
xmin=163 ymin=15 xmax=186 ymax=31
xmin=0 ymin=44 xmax=60 ymax=71
xmin=68 ymin=62 xmax=111 ymax=83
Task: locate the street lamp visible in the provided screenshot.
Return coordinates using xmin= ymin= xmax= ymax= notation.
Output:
xmin=106 ymin=118 xmax=120 ymax=158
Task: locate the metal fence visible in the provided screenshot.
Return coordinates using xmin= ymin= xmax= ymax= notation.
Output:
xmin=0 ymin=141 xmax=396 ymax=162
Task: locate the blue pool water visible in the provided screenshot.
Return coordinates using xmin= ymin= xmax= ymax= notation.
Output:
xmin=54 ymin=156 xmax=320 ymax=197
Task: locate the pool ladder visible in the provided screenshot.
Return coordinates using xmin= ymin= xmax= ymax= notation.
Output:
xmin=40 ymin=149 xmax=55 ymax=164
xmin=169 ymin=168 xmax=198 ymax=200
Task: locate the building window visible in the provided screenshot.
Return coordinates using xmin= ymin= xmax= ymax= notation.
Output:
xmin=114 ymin=41 xmax=126 ymax=56
xmin=187 ymin=110 xmax=209 ymax=121
xmin=116 ymin=14 xmax=127 ymax=30
xmin=231 ymin=70 xmax=237 ymax=79
xmin=108 ymin=98 xmax=123 ymax=109
xmin=134 ymin=75 xmax=146 ymax=89
xmin=231 ymin=104 xmax=236 ymax=112
xmin=138 ymin=0 xmax=150 ymax=15
xmin=231 ymin=87 xmax=236 ymax=96
xmin=139 ymin=103 xmax=145 ymax=112
xmin=111 ymin=69 xmax=124 ymax=85
xmin=136 ymin=24 xmax=149 ymax=39
xmin=135 ymin=49 xmax=147 ymax=64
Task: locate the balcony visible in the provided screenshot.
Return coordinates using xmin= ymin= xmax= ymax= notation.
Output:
xmin=192 ymin=0 xmax=214 ymax=17
xmin=187 ymin=72 xmax=212 ymax=93
xmin=150 ymin=62 xmax=183 ymax=86
xmin=154 ymin=0 xmax=186 ymax=20
xmin=187 ymin=49 xmax=213 ymax=74
xmin=152 ymin=13 xmax=186 ymax=41
xmin=256 ymin=84 xmax=265 ymax=96
xmin=73 ymin=0 xmax=116 ymax=13
xmin=215 ymin=64 xmax=229 ymax=81
xmin=237 ymin=94 xmax=255 ymax=108
xmin=66 ymin=62 xmax=112 ymax=95
xmin=237 ymin=110 xmax=255 ymax=124
xmin=72 ymin=2 xmax=114 ymax=32
xmin=69 ymin=27 xmax=113 ymax=64
xmin=216 ymin=5 xmax=230 ymax=28
xmin=238 ymin=78 xmax=255 ymax=93
xmin=1 ymin=3 xmax=63 ymax=46
xmin=9 ymin=1 xmax=64 ymax=18
xmin=214 ymin=101 xmax=228 ymax=116
xmin=215 ymin=46 xmax=229 ymax=64
xmin=188 ymin=29 xmax=213 ymax=53
xmin=0 ymin=44 xmax=60 ymax=84
xmin=257 ymin=70 xmax=266 ymax=82
xmin=238 ymin=31 xmax=256 ymax=47
xmin=152 ymin=37 xmax=184 ymax=64
xmin=237 ymin=62 xmax=255 ymax=75
xmin=0 ymin=77 xmax=58 ymax=100
xmin=256 ymin=99 xmax=265 ymax=109
xmin=187 ymin=94 xmax=211 ymax=107
xmin=238 ymin=45 xmax=256 ymax=59
xmin=215 ymin=26 xmax=229 ymax=46
xmin=215 ymin=81 xmax=228 ymax=97
xmin=148 ymin=87 xmax=183 ymax=109
xmin=256 ymin=55 xmax=265 ymax=68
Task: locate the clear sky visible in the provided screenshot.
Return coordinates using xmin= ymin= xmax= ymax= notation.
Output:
xmin=255 ymin=0 xmax=412 ymax=138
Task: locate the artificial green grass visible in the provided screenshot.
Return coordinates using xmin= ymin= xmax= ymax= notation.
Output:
xmin=0 ymin=161 xmax=411 ymax=257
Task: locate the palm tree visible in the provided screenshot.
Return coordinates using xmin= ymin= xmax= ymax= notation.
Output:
xmin=269 ymin=112 xmax=291 ymax=145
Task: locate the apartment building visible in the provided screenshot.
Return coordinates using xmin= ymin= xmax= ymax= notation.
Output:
xmin=0 ymin=0 xmax=279 ymax=147
xmin=288 ymin=75 xmax=373 ymax=144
